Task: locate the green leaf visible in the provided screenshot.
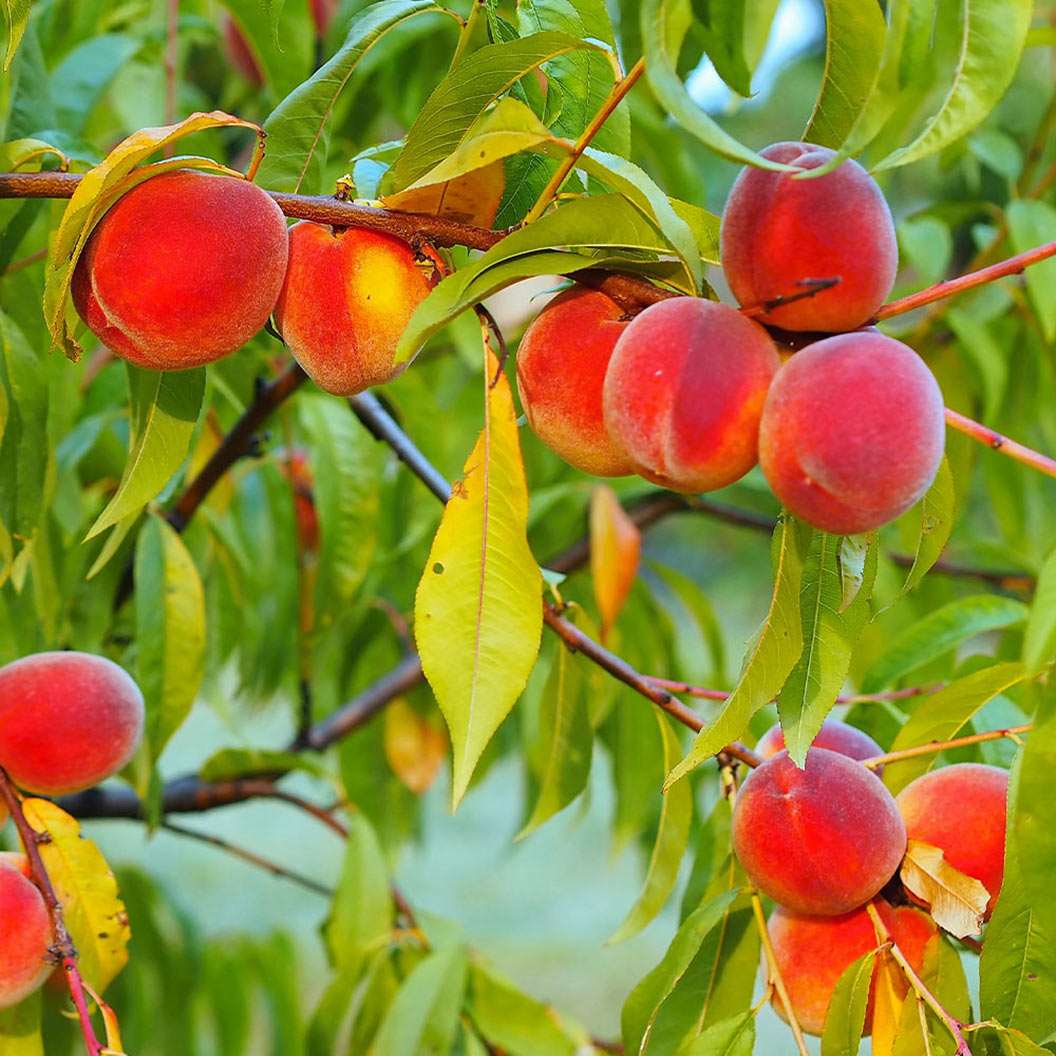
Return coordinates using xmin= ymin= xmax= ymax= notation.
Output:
xmin=258 ymin=1 xmax=446 ymax=194
xmin=394 ymin=30 xmax=608 ymax=191
xmin=778 ymin=530 xmax=877 ymax=766
xmin=465 ymin=965 xmax=577 ymax=1056
xmin=820 ymin=949 xmax=875 ymax=1056
xmin=395 ymin=193 xmax=673 ymax=364
xmin=0 ymin=991 xmax=42 ymax=1056
xmin=518 ymin=631 xmax=593 ymax=837
xmin=874 ymin=0 xmax=1033 ymax=171
xmin=803 ymin=0 xmax=886 ymax=149
xmin=86 ymin=366 xmax=205 ymax=540
xmin=198 ymin=748 xmax=327 ymax=782
xmin=1024 ymin=548 xmax=1056 ymax=678
xmin=222 ymin=0 xmax=313 ymax=98
xmin=135 ymin=514 xmax=206 ymax=763
xmin=610 ymin=713 xmax=693 ymax=943
xmin=882 ymin=661 xmax=1024 ymax=795
xmin=1 ymin=0 xmax=31 ymax=71
xmin=50 ymin=34 xmax=141 ymax=136
xmin=665 ymin=515 xmax=811 ymax=787
xmin=326 ymin=813 xmax=393 ymax=978
xmin=373 ymin=945 xmax=468 ymax=1056
xmin=640 ymin=0 xmax=791 ymax=169
xmin=414 ymin=354 xmax=543 ymax=807
xmin=862 ymin=595 xmax=1028 ymax=692
xmin=620 ymin=888 xmax=741 ymax=1056
xmin=689 ymin=0 xmax=752 ymax=97
xmin=1007 ymin=200 xmax=1056 ymax=343
xmin=677 ymin=1013 xmax=754 ymax=1056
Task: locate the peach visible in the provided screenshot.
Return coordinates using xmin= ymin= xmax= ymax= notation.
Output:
xmin=732 ymin=748 xmax=906 ymax=915
xmin=274 ymin=222 xmax=437 ymax=396
xmin=758 ymin=331 xmax=945 ymax=534
xmin=516 ymin=287 xmax=634 ymax=477
xmin=0 ymin=652 xmax=145 ymax=796
xmin=895 ymin=763 xmax=1008 ymax=919
xmin=72 ymin=170 xmax=289 ymax=370
xmin=757 ymin=718 xmax=883 ymax=764
xmin=601 ymin=298 xmax=781 ymax=491
xmin=720 ymin=142 xmax=898 ymax=332
xmin=0 ymin=857 xmax=53 ymax=1009
xmin=769 ymin=901 xmax=937 ymax=1035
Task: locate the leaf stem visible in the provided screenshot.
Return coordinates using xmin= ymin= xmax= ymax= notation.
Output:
xmin=945 ymin=407 xmax=1056 ymax=481
xmin=523 ymin=57 xmax=645 ymax=224
xmin=861 ymin=723 xmax=1032 ymax=770
xmin=752 ymin=894 xmax=809 ymax=1056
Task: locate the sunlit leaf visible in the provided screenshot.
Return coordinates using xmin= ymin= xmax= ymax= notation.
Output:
xmin=590 ymin=485 xmax=641 ymax=640
xmin=900 ymin=838 xmax=988 ymax=938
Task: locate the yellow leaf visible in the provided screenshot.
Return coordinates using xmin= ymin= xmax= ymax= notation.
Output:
xmin=900 ymin=838 xmax=988 ymax=938
xmin=384 ymin=698 xmax=448 ymax=794
xmin=589 ymin=485 xmax=640 ymax=640
xmin=43 ymin=111 xmax=261 ymax=361
xmin=871 ymin=950 xmax=908 ymax=1056
xmin=415 ymin=349 xmax=543 ymax=807
xmin=20 ymin=800 xmax=130 ymax=993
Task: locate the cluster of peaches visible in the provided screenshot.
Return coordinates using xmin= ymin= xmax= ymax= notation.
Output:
xmin=740 ymin=720 xmax=1007 ymax=1035
xmin=0 ymin=652 xmax=144 ymax=1010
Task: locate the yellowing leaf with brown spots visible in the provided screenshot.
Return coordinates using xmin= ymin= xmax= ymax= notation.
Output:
xmin=900 ymin=838 xmax=988 ymax=938
xmin=384 ymin=698 xmax=448 ymax=794
xmin=415 ymin=349 xmax=543 ymax=807
xmin=21 ymin=800 xmax=130 ymax=993
xmin=589 ymin=485 xmax=640 ymax=641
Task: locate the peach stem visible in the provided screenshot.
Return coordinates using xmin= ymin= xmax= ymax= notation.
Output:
xmin=876 ymin=238 xmax=1056 ymax=320
xmin=945 ymin=407 xmax=1056 ymax=481
xmin=861 ymin=723 xmax=1032 ymax=770
xmin=866 ymin=903 xmax=972 ymax=1056
xmin=523 ymin=57 xmax=645 ymax=224
xmin=752 ymin=894 xmax=810 ymax=1056
xmin=0 ymin=768 xmax=104 ymax=1056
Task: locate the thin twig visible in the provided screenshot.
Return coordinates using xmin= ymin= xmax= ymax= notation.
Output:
xmin=752 ymin=893 xmax=809 ymax=1056
xmin=645 ymin=676 xmax=941 ymax=707
xmin=945 ymin=407 xmax=1056 ymax=482
xmin=861 ymin=723 xmax=1032 ymax=770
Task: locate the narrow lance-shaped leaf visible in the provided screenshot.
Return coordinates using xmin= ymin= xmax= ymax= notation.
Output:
xmin=874 ymin=0 xmax=1033 ymax=171
xmin=86 ymin=366 xmax=205 ymax=540
xmin=590 ymin=484 xmax=641 ymax=641
xmin=1 ymin=0 xmax=31 ymax=70
xmin=415 ymin=348 xmax=543 ymax=807
xmin=665 ymin=514 xmax=811 ymax=788
xmin=1007 ymin=200 xmax=1056 ymax=343
xmin=820 ymin=948 xmax=876 ymax=1056
xmin=778 ymin=530 xmax=877 ymax=767
xmin=610 ymin=713 xmax=693 ymax=944
xmin=135 ymin=513 xmax=206 ymax=764
xmin=679 ymin=1013 xmax=755 ymax=1056
xmin=1024 ymin=547 xmax=1056 ymax=678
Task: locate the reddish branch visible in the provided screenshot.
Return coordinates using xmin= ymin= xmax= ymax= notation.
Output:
xmin=0 ymin=769 xmax=104 ymax=1056
xmin=945 ymin=407 xmax=1056 ymax=482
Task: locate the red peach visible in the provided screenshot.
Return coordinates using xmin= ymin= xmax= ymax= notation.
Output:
xmin=732 ymin=748 xmax=906 ymax=915
xmin=895 ymin=763 xmax=1008 ymax=920
xmin=756 ymin=718 xmax=883 ymax=764
xmin=0 ymin=652 xmax=145 ymax=796
xmin=72 ymin=170 xmax=289 ymax=370
xmin=516 ymin=286 xmax=634 ymax=477
xmin=720 ymin=142 xmax=898 ymax=332
xmin=769 ymin=901 xmax=937 ymax=1035
xmin=0 ymin=857 xmax=53 ymax=1009
xmin=601 ymin=298 xmax=781 ymax=492
xmin=274 ymin=222 xmax=437 ymax=396
xmin=758 ymin=331 xmax=945 ymax=534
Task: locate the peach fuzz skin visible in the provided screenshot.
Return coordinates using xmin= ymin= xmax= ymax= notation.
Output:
xmin=72 ymin=170 xmax=288 ymax=370
xmin=720 ymin=141 xmax=898 ymax=332
xmin=516 ymin=287 xmax=634 ymax=477
xmin=756 ymin=718 xmax=883 ymax=764
xmin=274 ymin=222 xmax=437 ymax=397
xmin=0 ymin=857 xmax=53 ymax=1010
xmin=732 ymin=748 xmax=906 ymax=916
xmin=602 ymin=298 xmax=781 ymax=492
xmin=0 ymin=652 xmax=145 ymax=796
xmin=769 ymin=901 xmax=937 ymax=1036
xmin=895 ymin=763 xmax=1009 ymax=920
xmin=758 ymin=331 xmax=945 ymax=534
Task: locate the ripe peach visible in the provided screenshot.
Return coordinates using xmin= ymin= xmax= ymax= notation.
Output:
xmin=0 ymin=857 xmax=53 ymax=1010
xmin=274 ymin=222 xmax=437 ymax=396
xmin=769 ymin=901 xmax=937 ymax=1035
xmin=601 ymin=298 xmax=781 ymax=491
xmin=72 ymin=170 xmax=289 ymax=370
xmin=732 ymin=748 xmax=906 ymax=915
xmin=895 ymin=763 xmax=1008 ymax=919
xmin=758 ymin=331 xmax=945 ymax=534
xmin=516 ymin=287 xmax=633 ymax=477
xmin=0 ymin=853 xmax=30 ymax=876
xmin=756 ymin=719 xmax=883 ymax=764
xmin=720 ymin=142 xmax=898 ymax=332
xmin=0 ymin=652 xmax=145 ymax=796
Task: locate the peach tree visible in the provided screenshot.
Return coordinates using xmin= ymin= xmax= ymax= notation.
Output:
xmin=0 ymin=0 xmax=1055 ymax=1053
